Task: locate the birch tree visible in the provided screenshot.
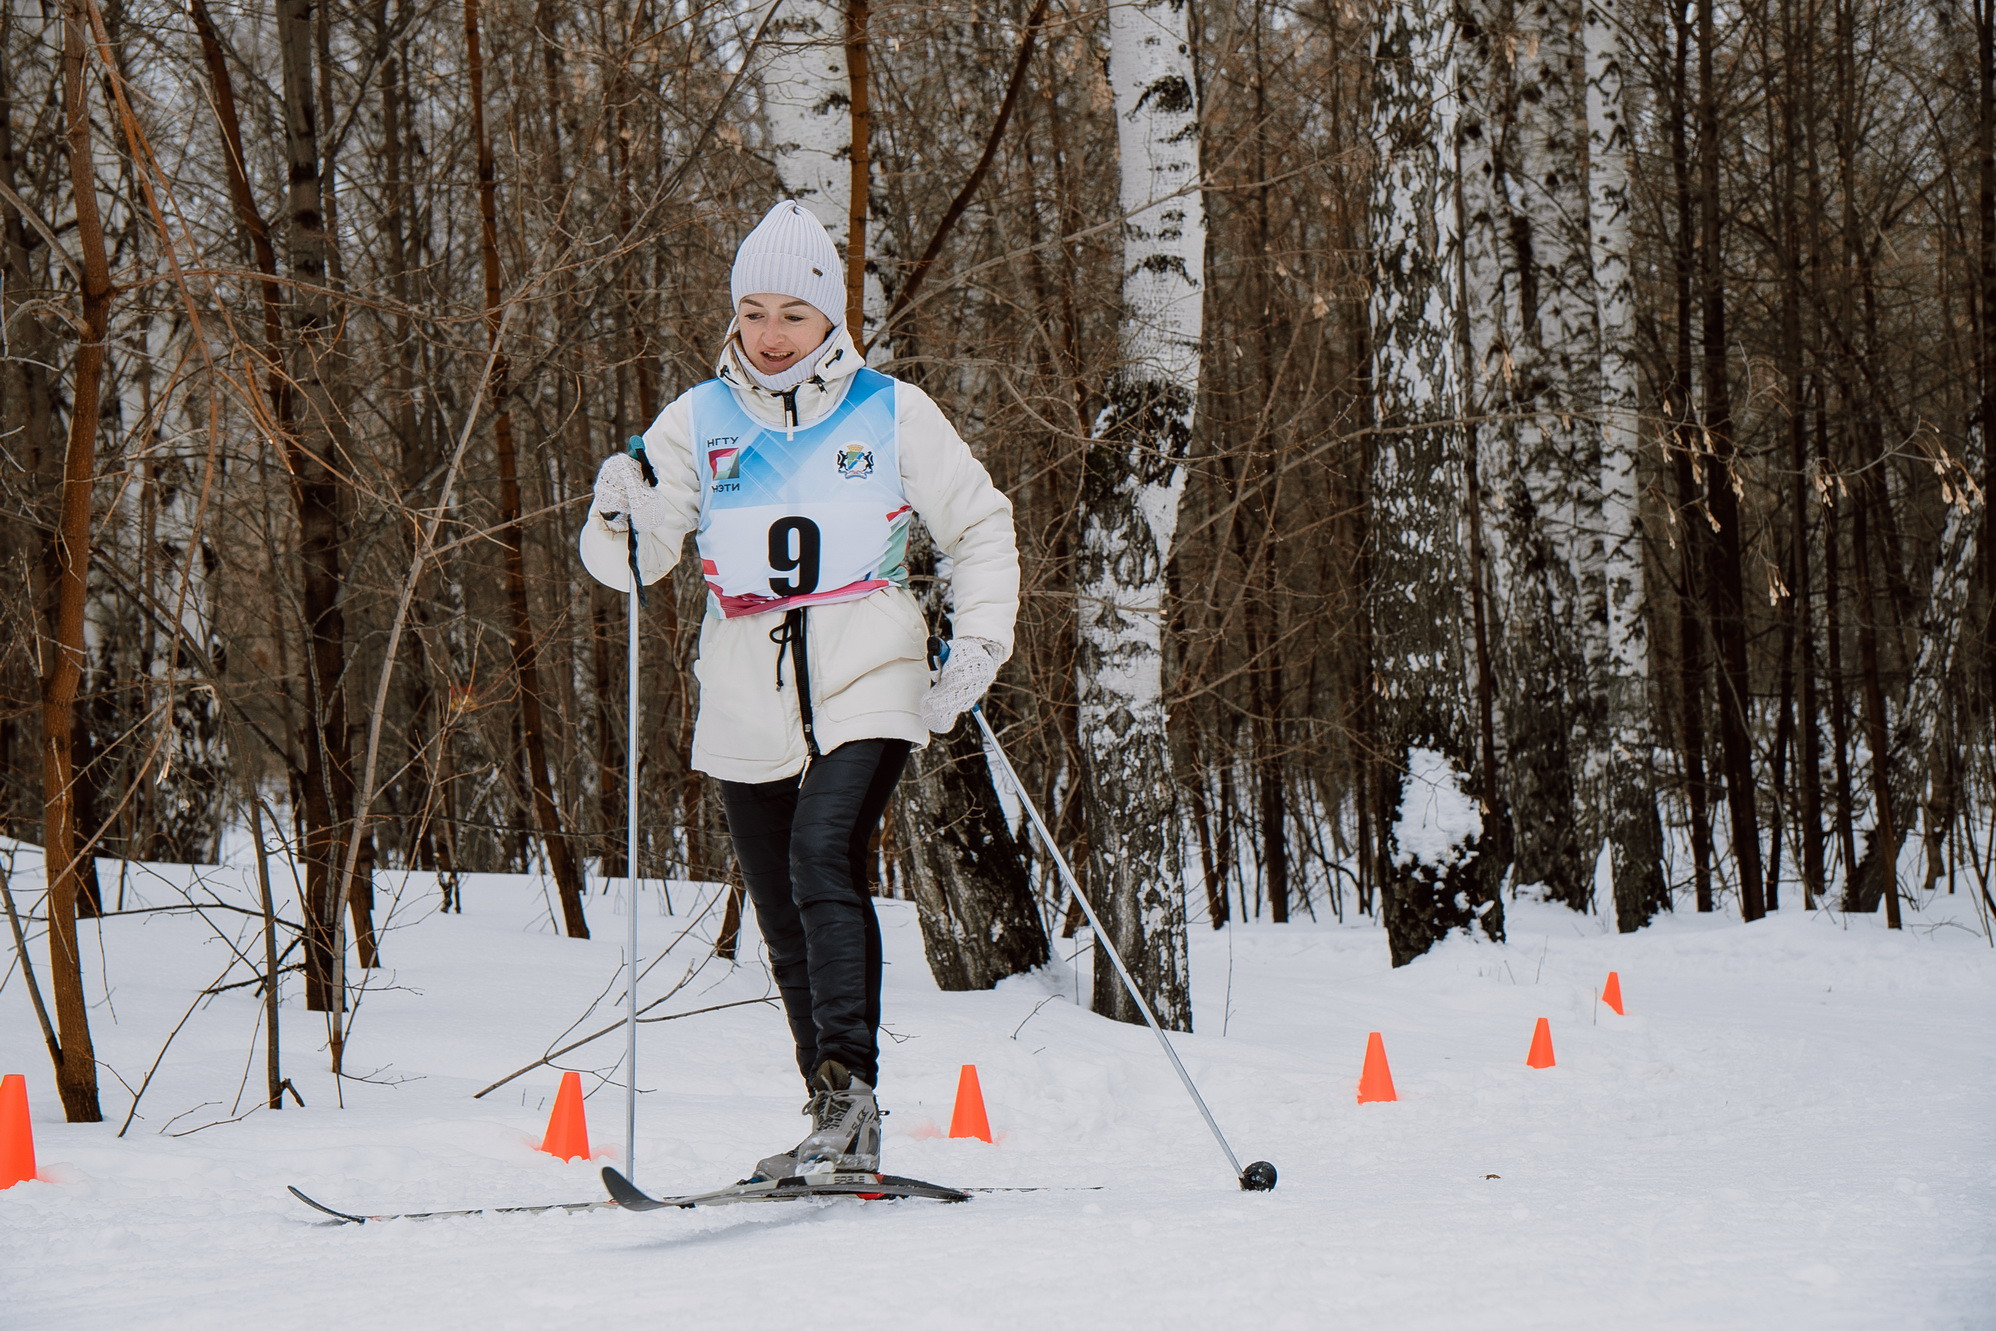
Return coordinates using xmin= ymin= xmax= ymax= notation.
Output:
xmin=1847 ymin=468 xmax=1985 ymax=911
xmin=88 ymin=315 xmax=226 ymax=867
xmin=760 ymin=0 xmax=890 ymax=348
xmin=1583 ymin=0 xmax=1667 ymax=928
xmin=762 ymin=0 xmax=847 ymax=227
xmin=1371 ymin=0 xmax=1504 ymax=966
xmin=1458 ymin=0 xmax=1595 ymax=912
xmin=1077 ymin=0 xmax=1203 ymax=1028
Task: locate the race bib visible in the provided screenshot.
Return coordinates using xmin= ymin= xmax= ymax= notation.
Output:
xmin=690 ymin=369 xmax=912 ymax=618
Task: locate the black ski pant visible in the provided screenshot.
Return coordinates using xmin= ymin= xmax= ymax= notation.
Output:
xmin=719 ymin=738 xmax=910 ymax=1089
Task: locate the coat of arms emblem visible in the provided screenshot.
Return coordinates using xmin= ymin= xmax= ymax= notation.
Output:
xmin=835 ymin=443 xmax=874 ymax=480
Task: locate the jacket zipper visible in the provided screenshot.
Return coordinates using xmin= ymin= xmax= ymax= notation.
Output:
xmin=770 ymin=381 xmax=821 ymax=767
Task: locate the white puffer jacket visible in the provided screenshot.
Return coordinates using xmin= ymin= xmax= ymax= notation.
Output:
xmin=578 ymin=327 xmax=1020 ymax=784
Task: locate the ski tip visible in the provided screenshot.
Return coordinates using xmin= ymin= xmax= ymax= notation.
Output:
xmin=600 ymin=1166 xmax=657 ymax=1210
xmin=288 ymin=1185 xmax=367 ymax=1224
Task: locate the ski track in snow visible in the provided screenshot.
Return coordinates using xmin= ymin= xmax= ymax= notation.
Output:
xmin=2 ymin=858 xmax=1992 ymax=1329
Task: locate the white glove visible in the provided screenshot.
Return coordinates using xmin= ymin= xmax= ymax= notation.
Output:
xmin=592 ymin=453 xmax=673 ymax=534
xmin=920 ymin=637 xmax=1002 ymax=733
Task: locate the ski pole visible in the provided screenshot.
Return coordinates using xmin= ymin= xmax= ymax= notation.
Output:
xmin=966 ymin=700 xmax=1277 ymax=1192
xmin=622 ymin=436 xmax=656 ymax=1182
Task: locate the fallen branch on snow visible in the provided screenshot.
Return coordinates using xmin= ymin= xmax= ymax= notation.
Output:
xmin=471 ymin=996 xmax=775 ymax=1100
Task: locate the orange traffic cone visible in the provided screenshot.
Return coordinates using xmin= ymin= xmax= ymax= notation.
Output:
xmin=1601 ymin=971 xmax=1625 ymax=1016
xmin=1356 ymin=1032 xmax=1398 ymax=1104
xmin=538 ymin=1070 xmax=591 ymax=1161
xmin=0 ymin=1074 xmax=35 ymax=1189
xmin=948 ymin=1064 xmax=992 ymax=1142
xmin=1526 ymin=1017 xmax=1556 ymax=1068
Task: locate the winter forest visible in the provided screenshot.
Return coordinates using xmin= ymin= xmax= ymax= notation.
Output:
xmin=4 ymin=0 xmax=1996 ymax=1180
xmin=0 ymin=0 xmax=1988 ymax=1317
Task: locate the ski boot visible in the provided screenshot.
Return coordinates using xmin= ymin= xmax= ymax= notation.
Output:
xmin=750 ymin=1060 xmax=880 ymax=1181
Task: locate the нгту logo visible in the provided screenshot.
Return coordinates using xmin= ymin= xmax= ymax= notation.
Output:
xmin=708 ymin=445 xmax=740 ymax=481
xmin=835 ymin=443 xmax=873 ymax=480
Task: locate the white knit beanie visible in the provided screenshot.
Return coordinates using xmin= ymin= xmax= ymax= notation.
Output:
xmin=730 ymin=200 xmax=846 ymax=327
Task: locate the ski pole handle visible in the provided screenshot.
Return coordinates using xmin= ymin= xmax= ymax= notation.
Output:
xmin=630 ymin=434 xmax=658 ymax=486
xmin=928 ymin=634 xmax=989 ymax=719
xmin=625 ymin=435 xmax=652 ymax=607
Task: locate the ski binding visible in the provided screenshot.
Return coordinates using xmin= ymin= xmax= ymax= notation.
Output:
xmin=600 ymin=1166 xmax=970 ymax=1211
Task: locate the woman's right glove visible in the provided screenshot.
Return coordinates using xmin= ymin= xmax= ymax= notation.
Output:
xmin=920 ymin=637 xmax=1002 ymax=733
xmin=593 ymin=453 xmax=672 ymax=533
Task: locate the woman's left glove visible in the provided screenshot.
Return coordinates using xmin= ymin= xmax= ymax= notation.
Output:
xmin=593 ymin=453 xmax=672 ymax=533
xmin=920 ymin=637 xmax=1003 ymax=733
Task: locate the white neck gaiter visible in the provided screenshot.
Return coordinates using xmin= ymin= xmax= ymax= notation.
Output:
xmin=736 ymin=335 xmax=836 ymax=394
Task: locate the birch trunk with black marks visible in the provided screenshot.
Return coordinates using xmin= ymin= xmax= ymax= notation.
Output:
xmin=1583 ymin=0 xmax=1667 ymax=928
xmin=1450 ymin=0 xmax=1511 ymax=875
xmin=760 ymin=0 xmax=890 ymax=349
xmin=762 ymin=0 xmax=847 ymax=224
xmin=1460 ymin=0 xmax=1593 ymax=912
xmin=1076 ymin=0 xmax=1202 ymax=1028
xmin=1371 ymin=0 xmax=1504 ymax=967
xmin=98 ymin=309 xmax=224 ymax=865
xmin=1847 ymin=471 xmax=1984 ymax=912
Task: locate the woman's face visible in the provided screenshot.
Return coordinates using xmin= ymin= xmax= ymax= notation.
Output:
xmin=737 ymin=294 xmax=834 ymax=376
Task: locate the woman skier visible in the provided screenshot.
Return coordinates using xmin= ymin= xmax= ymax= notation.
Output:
xmin=580 ymin=200 xmax=1019 ymax=1180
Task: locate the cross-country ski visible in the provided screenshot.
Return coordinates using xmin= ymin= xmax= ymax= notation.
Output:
xmin=285 ymin=1185 xmax=615 ymax=1226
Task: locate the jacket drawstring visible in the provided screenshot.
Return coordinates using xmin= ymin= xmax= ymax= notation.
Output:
xmin=769 ymin=607 xmax=820 ymax=766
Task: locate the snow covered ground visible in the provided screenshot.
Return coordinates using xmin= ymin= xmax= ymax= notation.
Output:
xmin=2 ymin=846 xmax=1992 ymax=1329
